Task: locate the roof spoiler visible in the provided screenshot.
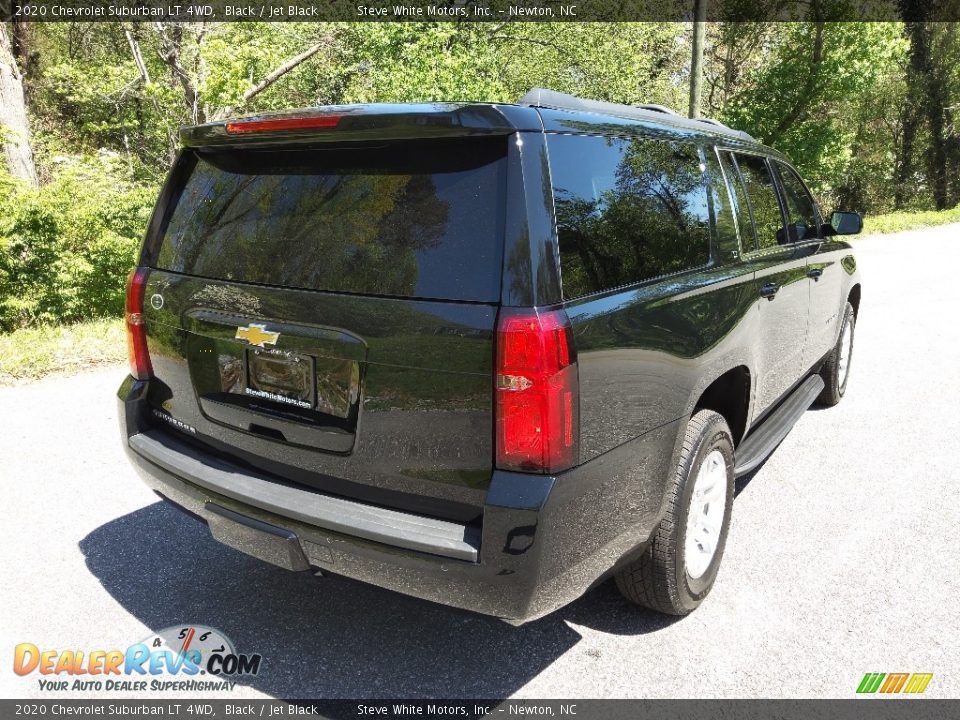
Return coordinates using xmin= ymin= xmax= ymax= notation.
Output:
xmin=518 ymin=88 xmax=755 ymax=142
xmin=180 ymin=103 xmax=541 ymax=148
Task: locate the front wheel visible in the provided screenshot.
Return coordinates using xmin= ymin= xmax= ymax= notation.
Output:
xmin=816 ymin=301 xmax=855 ymax=407
xmin=614 ymin=410 xmax=735 ymax=615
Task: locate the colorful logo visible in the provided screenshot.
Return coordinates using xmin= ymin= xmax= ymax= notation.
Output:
xmin=857 ymin=672 xmax=933 ymax=695
xmin=235 ymin=323 xmax=279 ymax=348
xmin=13 ymin=625 xmax=261 ymax=692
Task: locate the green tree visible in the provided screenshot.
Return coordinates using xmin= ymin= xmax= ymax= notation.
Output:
xmin=719 ymin=22 xmax=905 ymax=203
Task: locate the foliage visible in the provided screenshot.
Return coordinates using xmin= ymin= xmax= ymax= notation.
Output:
xmin=338 ymin=23 xmax=687 ymax=108
xmin=718 ymin=23 xmax=907 ymax=205
xmin=831 ymin=39 xmax=913 ymax=213
xmin=0 ymin=152 xmax=154 ymax=330
xmin=21 ymin=21 xmax=957 ymax=212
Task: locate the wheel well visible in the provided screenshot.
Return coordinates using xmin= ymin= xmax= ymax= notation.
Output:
xmin=694 ymin=366 xmax=751 ymax=446
xmin=848 ymin=284 xmax=861 ymax=320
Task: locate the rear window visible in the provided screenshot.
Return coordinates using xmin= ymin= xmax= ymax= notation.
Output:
xmin=151 ymin=139 xmax=507 ymax=302
xmin=548 ymin=133 xmax=711 ymax=299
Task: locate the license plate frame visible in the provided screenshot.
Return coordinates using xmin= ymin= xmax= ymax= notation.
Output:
xmin=246 ymin=348 xmax=315 ymax=410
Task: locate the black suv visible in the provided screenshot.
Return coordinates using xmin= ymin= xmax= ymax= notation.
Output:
xmin=118 ymin=89 xmax=862 ymax=623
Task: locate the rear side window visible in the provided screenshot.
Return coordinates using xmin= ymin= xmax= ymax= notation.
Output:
xmin=704 ymin=149 xmax=741 ymax=257
xmin=774 ymin=162 xmax=822 ymax=241
xmin=548 ymin=134 xmax=711 ymax=299
xmin=719 ymin=152 xmax=757 ymax=252
xmin=729 ymin=153 xmax=784 ymax=251
xmin=152 ymin=139 xmax=506 ymax=302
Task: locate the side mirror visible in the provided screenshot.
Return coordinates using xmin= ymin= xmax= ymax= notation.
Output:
xmin=828 ymin=211 xmax=862 ymax=236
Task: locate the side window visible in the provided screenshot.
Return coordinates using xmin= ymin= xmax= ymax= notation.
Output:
xmin=774 ymin=162 xmax=822 ymax=241
xmin=704 ymin=148 xmax=741 ymax=259
xmin=549 ymin=134 xmax=711 ymax=299
xmin=730 ymin=153 xmax=784 ymax=251
xmin=719 ymin=151 xmax=757 ymax=253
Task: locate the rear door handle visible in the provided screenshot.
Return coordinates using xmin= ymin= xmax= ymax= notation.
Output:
xmin=807 ymin=268 xmax=823 ymax=280
xmin=759 ymin=283 xmax=780 ymax=300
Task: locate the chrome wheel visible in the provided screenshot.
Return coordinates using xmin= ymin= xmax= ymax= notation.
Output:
xmin=838 ymin=315 xmax=853 ymax=387
xmin=684 ymin=449 xmax=728 ymax=579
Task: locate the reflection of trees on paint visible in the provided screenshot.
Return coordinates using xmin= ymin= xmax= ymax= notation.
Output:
xmin=159 ymin=160 xmax=448 ymax=297
xmin=572 ymin=271 xmax=758 ymax=358
xmin=553 ymin=136 xmax=711 ymax=299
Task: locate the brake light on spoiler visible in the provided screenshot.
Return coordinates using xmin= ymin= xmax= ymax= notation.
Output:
xmin=495 ymin=307 xmax=579 ymax=474
xmin=225 ymin=115 xmax=342 ymax=134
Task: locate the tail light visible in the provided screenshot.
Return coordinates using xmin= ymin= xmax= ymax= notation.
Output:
xmin=225 ymin=115 xmax=341 ymax=134
xmin=125 ymin=267 xmax=153 ymax=380
xmin=495 ymin=307 xmax=579 ymax=474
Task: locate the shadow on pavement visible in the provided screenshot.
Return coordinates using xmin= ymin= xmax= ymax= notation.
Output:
xmin=732 ymin=440 xmax=784 ymax=498
xmin=79 ymin=502 xmax=680 ymax=699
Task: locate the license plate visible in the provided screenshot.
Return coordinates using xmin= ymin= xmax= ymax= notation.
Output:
xmin=246 ymin=348 xmax=315 ymax=409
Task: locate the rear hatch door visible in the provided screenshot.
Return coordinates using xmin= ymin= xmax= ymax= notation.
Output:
xmin=140 ymin=136 xmax=508 ymax=522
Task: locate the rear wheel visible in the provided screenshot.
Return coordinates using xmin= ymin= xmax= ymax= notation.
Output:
xmin=614 ymin=410 xmax=734 ymax=615
xmin=816 ymin=301 xmax=855 ymax=407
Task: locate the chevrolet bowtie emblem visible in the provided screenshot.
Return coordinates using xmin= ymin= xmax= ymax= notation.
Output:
xmin=235 ymin=323 xmax=280 ymax=348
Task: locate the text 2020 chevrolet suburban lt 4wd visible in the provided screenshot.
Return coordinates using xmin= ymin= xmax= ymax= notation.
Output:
xmin=118 ymin=89 xmax=862 ymax=623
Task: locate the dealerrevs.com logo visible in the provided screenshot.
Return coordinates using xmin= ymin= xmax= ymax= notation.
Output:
xmin=13 ymin=625 xmax=262 ymax=693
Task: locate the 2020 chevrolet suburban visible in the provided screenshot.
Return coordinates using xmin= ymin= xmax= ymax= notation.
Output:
xmin=118 ymin=89 xmax=862 ymax=623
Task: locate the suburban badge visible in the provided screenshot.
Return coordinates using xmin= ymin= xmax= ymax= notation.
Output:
xmin=235 ymin=323 xmax=280 ymax=348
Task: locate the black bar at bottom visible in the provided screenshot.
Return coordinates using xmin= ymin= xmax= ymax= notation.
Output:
xmin=0 ymin=699 xmax=953 ymax=720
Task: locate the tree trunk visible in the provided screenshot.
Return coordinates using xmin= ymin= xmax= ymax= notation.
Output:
xmin=894 ymin=20 xmax=928 ymax=210
xmin=926 ymin=69 xmax=949 ymax=210
xmin=153 ymin=22 xmax=205 ymax=125
xmin=11 ymin=19 xmax=32 ymax=90
xmin=688 ymin=0 xmax=706 ymax=119
xmin=0 ymin=23 xmax=38 ymax=186
xmin=924 ymin=24 xmax=953 ymax=210
xmin=124 ymin=25 xmax=150 ymax=84
xmin=894 ymin=103 xmax=920 ymax=210
xmin=947 ymin=132 xmax=960 ymax=208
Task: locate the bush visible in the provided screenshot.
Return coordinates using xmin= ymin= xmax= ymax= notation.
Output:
xmin=0 ymin=154 xmax=157 ymax=331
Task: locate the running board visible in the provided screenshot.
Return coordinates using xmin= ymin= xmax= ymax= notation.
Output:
xmin=734 ymin=375 xmax=824 ymax=477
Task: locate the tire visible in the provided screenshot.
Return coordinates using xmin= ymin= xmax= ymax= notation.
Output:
xmin=815 ymin=301 xmax=855 ymax=407
xmin=614 ymin=410 xmax=735 ymax=615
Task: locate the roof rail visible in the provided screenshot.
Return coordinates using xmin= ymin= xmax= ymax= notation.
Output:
xmin=517 ymin=88 xmax=755 ymax=143
xmin=698 ymin=117 xmax=729 ymax=128
xmin=635 ymin=104 xmax=679 ymax=116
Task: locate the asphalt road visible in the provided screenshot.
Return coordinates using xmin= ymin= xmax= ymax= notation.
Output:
xmin=2 ymin=225 xmax=958 ymax=700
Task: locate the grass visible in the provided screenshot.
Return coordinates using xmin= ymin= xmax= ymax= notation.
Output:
xmin=862 ymin=206 xmax=960 ymax=235
xmin=0 ymin=318 xmax=126 ymax=386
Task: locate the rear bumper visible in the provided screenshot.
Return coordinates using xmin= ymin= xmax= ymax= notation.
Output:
xmin=119 ymin=376 xmax=680 ymax=623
